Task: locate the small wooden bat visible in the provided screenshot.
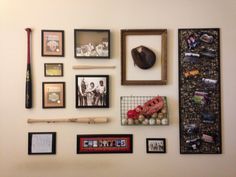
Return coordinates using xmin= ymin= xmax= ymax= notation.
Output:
xmin=25 ymin=28 xmax=32 ymax=108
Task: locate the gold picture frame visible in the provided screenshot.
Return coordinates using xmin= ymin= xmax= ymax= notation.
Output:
xmin=44 ymin=63 xmax=63 ymax=77
xmin=42 ymin=82 xmax=65 ymax=108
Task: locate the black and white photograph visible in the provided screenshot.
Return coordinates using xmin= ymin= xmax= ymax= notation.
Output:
xmin=74 ymin=29 xmax=110 ymax=58
xmin=75 ymin=75 xmax=109 ymax=108
xmin=146 ymin=138 xmax=166 ymax=153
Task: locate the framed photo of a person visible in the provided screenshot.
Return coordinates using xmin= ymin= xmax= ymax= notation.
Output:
xmin=74 ymin=29 xmax=110 ymax=58
xmin=42 ymin=30 xmax=64 ymax=57
xmin=75 ymin=75 xmax=109 ymax=108
xmin=42 ymin=82 xmax=65 ymax=108
xmin=146 ymin=138 xmax=166 ymax=153
xmin=28 ymin=132 xmax=56 ymax=155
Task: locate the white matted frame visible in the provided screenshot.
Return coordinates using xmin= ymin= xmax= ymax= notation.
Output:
xmin=121 ymin=29 xmax=167 ymax=85
xmin=28 ymin=132 xmax=56 ymax=155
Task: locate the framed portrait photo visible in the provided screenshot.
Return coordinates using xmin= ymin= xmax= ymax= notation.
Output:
xmin=77 ymin=134 xmax=133 ymax=154
xmin=42 ymin=82 xmax=65 ymax=108
xmin=74 ymin=29 xmax=110 ymax=58
xmin=44 ymin=63 xmax=63 ymax=77
xmin=121 ymin=29 xmax=167 ymax=85
xmin=146 ymin=138 xmax=166 ymax=153
xmin=28 ymin=132 xmax=56 ymax=155
xmin=42 ymin=30 xmax=64 ymax=57
xmin=75 ymin=75 xmax=109 ymax=108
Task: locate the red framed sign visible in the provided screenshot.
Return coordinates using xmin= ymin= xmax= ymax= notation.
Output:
xmin=77 ymin=134 xmax=133 ymax=154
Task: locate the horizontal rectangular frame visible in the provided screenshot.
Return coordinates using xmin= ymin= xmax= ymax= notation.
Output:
xmin=77 ymin=134 xmax=133 ymax=154
xmin=74 ymin=29 xmax=110 ymax=59
xmin=146 ymin=138 xmax=166 ymax=153
xmin=44 ymin=63 xmax=63 ymax=77
xmin=28 ymin=132 xmax=56 ymax=155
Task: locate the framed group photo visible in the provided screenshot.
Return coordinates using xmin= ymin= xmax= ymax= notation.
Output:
xmin=121 ymin=29 xmax=167 ymax=85
xmin=75 ymin=75 xmax=109 ymax=108
xmin=41 ymin=30 xmax=64 ymax=57
xmin=74 ymin=29 xmax=110 ymax=58
xmin=28 ymin=132 xmax=56 ymax=155
xmin=42 ymin=82 xmax=65 ymax=108
xmin=77 ymin=134 xmax=133 ymax=154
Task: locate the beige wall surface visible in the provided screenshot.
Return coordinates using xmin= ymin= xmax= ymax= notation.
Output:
xmin=0 ymin=0 xmax=236 ymax=177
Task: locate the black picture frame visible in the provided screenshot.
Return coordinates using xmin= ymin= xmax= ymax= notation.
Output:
xmin=121 ymin=29 xmax=167 ymax=85
xmin=75 ymin=75 xmax=109 ymax=108
xmin=178 ymin=28 xmax=221 ymax=154
xmin=44 ymin=63 xmax=63 ymax=77
xmin=74 ymin=29 xmax=110 ymax=59
xmin=41 ymin=30 xmax=64 ymax=57
xmin=28 ymin=132 xmax=56 ymax=155
xmin=77 ymin=134 xmax=133 ymax=154
xmin=42 ymin=82 xmax=65 ymax=108
xmin=146 ymin=138 xmax=166 ymax=153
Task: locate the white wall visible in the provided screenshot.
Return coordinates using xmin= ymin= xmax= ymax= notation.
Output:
xmin=0 ymin=0 xmax=236 ymax=177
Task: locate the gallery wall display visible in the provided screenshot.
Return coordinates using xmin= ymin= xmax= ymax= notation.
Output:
xmin=75 ymin=75 xmax=109 ymax=108
xmin=74 ymin=29 xmax=110 ymax=58
xmin=41 ymin=30 xmax=64 ymax=57
xmin=121 ymin=29 xmax=167 ymax=85
xmin=28 ymin=132 xmax=56 ymax=155
xmin=44 ymin=63 xmax=63 ymax=77
xmin=120 ymin=96 xmax=168 ymax=126
xmin=146 ymin=138 xmax=166 ymax=153
xmin=77 ymin=134 xmax=133 ymax=154
xmin=178 ymin=28 xmax=221 ymax=154
xmin=42 ymin=82 xmax=65 ymax=108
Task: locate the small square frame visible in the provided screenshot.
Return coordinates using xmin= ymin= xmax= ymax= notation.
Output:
xmin=74 ymin=29 xmax=110 ymax=58
xmin=77 ymin=134 xmax=133 ymax=154
xmin=42 ymin=30 xmax=64 ymax=57
xmin=42 ymin=82 xmax=65 ymax=108
xmin=44 ymin=63 xmax=63 ymax=77
xmin=75 ymin=75 xmax=109 ymax=108
xmin=121 ymin=29 xmax=167 ymax=85
xmin=28 ymin=132 xmax=56 ymax=155
xmin=146 ymin=138 xmax=166 ymax=153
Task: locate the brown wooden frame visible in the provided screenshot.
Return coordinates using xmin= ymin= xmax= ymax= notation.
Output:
xmin=121 ymin=29 xmax=167 ymax=85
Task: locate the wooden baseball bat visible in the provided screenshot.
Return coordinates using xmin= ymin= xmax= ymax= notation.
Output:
xmin=25 ymin=28 xmax=32 ymax=108
xmin=72 ymin=65 xmax=116 ymax=69
xmin=27 ymin=117 xmax=109 ymax=124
